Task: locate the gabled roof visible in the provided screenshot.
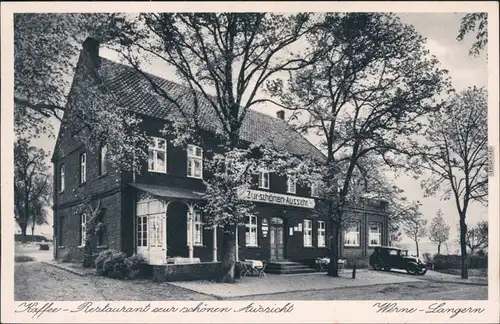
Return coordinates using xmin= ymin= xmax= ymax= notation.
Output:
xmin=96 ymin=57 xmax=325 ymax=161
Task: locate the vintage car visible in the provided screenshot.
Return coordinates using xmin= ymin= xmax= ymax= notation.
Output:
xmin=369 ymin=246 xmax=427 ymax=275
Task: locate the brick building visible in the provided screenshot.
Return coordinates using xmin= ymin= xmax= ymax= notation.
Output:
xmin=52 ymin=38 xmax=389 ymax=269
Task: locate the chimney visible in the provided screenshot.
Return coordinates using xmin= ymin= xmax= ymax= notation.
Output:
xmin=276 ymin=110 xmax=285 ymax=120
xmin=82 ymin=37 xmax=101 ymax=67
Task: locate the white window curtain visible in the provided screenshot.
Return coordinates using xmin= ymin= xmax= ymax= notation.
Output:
xmin=148 ymin=137 xmax=167 ymax=173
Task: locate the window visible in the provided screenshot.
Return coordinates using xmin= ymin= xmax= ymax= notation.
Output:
xmin=258 ymin=170 xmax=270 ymax=189
xmin=303 ymin=219 xmax=312 ymax=247
xmin=80 ymin=213 xmax=87 ymax=247
xmin=187 ymin=210 xmax=203 ymax=246
xmin=344 ymin=221 xmax=360 ymax=247
xmin=99 ymin=144 xmax=108 ymax=176
xmin=136 ymin=215 xmax=148 ymax=247
xmin=310 ymin=181 xmax=320 ymax=198
xmin=369 ymin=222 xmax=382 ymax=246
xmin=317 ymin=221 xmax=326 ymax=247
xmin=79 ymin=153 xmax=87 ymax=184
xmin=245 ymin=215 xmax=258 ymax=247
xmin=287 ymin=173 xmax=296 ymax=194
xmin=187 ymin=144 xmax=203 ymax=179
xmin=59 ymin=164 xmax=65 ymax=192
xmin=148 ymin=137 xmax=167 ymax=173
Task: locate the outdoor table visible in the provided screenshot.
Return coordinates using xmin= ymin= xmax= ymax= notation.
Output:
xmin=241 ymin=260 xmax=265 ymax=277
xmin=315 ymin=258 xmax=330 ymax=272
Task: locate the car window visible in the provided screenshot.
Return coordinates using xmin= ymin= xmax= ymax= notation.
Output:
xmin=389 ymin=250 xmax=398 ymax=255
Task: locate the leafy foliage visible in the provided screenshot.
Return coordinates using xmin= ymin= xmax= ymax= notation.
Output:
xmin=14 ymin=13 xmax=119 ymax=137
xmin=457 ymin=13 xmax=488 ymax=57
xmin=463 ymin=220 xmax=488 ymax=254
xmin=14 ymin=138 xmax=51 ymax=238
xmin=428 ymin=209 xmax=450 ymax=254
xmin=413 ymin=86 xmax=487 ymax=278
xmin=107 ymin=13 xmax=321 ymax=283
xmin=95 ymin=250 xmax=148 ymax=280
xmin=266 ymin=12 xmax=451 ymax=275
xmin=402 ymin=202 xmax=427 ymax=257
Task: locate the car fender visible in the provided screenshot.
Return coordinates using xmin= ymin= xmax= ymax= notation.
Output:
xmin=406 ymin=261 xmax=419 ymax=269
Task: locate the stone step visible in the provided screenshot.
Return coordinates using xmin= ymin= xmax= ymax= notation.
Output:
xmin=266 ymin=266 xmax=317 ymax=274
xmin=265 ymin=260 xmax=317 ymax=274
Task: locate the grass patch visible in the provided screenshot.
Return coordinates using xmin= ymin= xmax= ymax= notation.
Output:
xmin=15 ymin=255 xmax=35 ymax=263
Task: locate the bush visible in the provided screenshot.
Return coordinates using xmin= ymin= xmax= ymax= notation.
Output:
xmin=95 ymin=249 xmax=117 ymax=275
xmin=95 ymin=250 xmax=148 ymax=280
xmin=432 ymin=254 xmax=488 ymax=270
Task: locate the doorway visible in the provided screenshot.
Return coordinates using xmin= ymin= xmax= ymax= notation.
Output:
xmin=269 ymin=217 xmax=285 ymax=260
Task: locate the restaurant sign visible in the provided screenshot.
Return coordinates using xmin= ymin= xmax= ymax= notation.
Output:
xmin=238 ymin=188 xmax=315 ymax=209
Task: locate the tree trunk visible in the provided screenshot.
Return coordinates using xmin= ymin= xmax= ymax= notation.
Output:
xmin=83 ymin=240 xmax=94 ymax=268
xmin=31 ymin=224 xmax=35 ymax=241
xmin=19 ymin=222 xmax=28 ymax=242
xmin=415 ymin=240 xmax=419 ymax=257
xmin=218 ymin=225 xmax=236 ymax=283
xmin=327 ymin=222 xmax=340 ymax=277
xmin=437 ymin=242 xmax=441 ymax=255
xmin=459 ymin=215 xmax=468 ymax=279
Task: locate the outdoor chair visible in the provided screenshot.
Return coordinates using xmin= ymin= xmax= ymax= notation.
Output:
xmin=256 ymin=260 xmax=266 ymax=278
xmin=338 ymin=259 xmax=346 ymax=273
xmin=240 ymin=262 xmax=252 ymax=277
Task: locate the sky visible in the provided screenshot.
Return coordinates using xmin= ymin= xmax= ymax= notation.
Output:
xmin=26 ymin=13 xmax=488 ymax=255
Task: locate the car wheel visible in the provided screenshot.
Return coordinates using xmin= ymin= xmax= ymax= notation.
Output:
xmin=417 ymin=268 xmax=427 ymax=275
xmin=406 ymin=265 xmax=417 ymax=275
xmin=373 ymin=262 xmax=383 ymax=270
xmin=383 ymin=267 xmax=391 ymax=271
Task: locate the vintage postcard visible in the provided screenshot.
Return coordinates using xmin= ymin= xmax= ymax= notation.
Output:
xmin=1 ymin=1 xmax=499 ymax=323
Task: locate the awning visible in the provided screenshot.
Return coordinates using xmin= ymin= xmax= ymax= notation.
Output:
xmin=129 ymin=183 xmax=203 ymax=201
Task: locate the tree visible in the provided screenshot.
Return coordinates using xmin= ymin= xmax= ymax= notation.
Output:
xmin=14 ymin=138 xmax=50 ymax=241
xmin=457 ymin=13 xmax=488 ymax=57
xmin=15 ymin=14 xmax=152 ymax=266
xmin=14 ymin=13 xmax=120 ymax=138
xmin=428 ymin=209 xmax=450 ymax=255
xmin=414 ymin=86 xmax=488 ymax=279
xmin=266 ymin=13 xmax=451 ymax=276
xmin=402 ymin=203 xmax=427 ymax=257
xmin=27 ymin=181 xmax=51 ymax=238
xmin=112 ymin=13 xmax=320 ymax=283
xmin=464 ymin=220 xmax=488 ymax=255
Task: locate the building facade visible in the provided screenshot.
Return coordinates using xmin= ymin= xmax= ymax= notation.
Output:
xmin=52 ymin=38 xmax=389 ymax=267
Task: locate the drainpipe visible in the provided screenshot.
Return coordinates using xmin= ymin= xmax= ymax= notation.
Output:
xmin=188 ymin=204 xmax=194 ymax=260
xmin=212 ymin=225 xmax=217 ymax=262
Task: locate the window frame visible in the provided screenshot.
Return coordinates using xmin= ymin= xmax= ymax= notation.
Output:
xmin=286 ymin=173 xmax=297 ymax=194
xmin=99 ymin=144 xmax=108 ymax=176
xmin=310 ymin=181 xmax=320 ymax=198
xmin=187 ymin=144 xmax=203 ymax=179
xmin=187 ymin=209 xmax=204 ymax=246
xmin=148 ymin=137 xmax=167 ymax=173
xmin=245 ymin=215 xmax=258 ymax=247
xmin=59 ymin=164 xmax=65 ymax=193
xmin=258 ymin=170 xmax=270 ymax=190
xmin=317 ymin=221 xmax=326 ymax=247
xmin=136 ymin=215 xmax=148 ymax=248
xmin=368 ymin=222 xmax=382 ymax=247
xmin=79 ymin=152 xmax=87 ymax=184
xmin=303 ymin=219 xmax=313 ymax=247
xmin=344 ymin=221 xmax=361 ymax=247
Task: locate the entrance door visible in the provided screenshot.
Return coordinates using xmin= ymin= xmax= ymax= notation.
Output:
xmin=270 ymin=225 xmax=284 ymax=260
xmin=148 ymin=213 xmax=166 ymax=265
xmin=136 ymin=198 xmax=167 ymax=265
